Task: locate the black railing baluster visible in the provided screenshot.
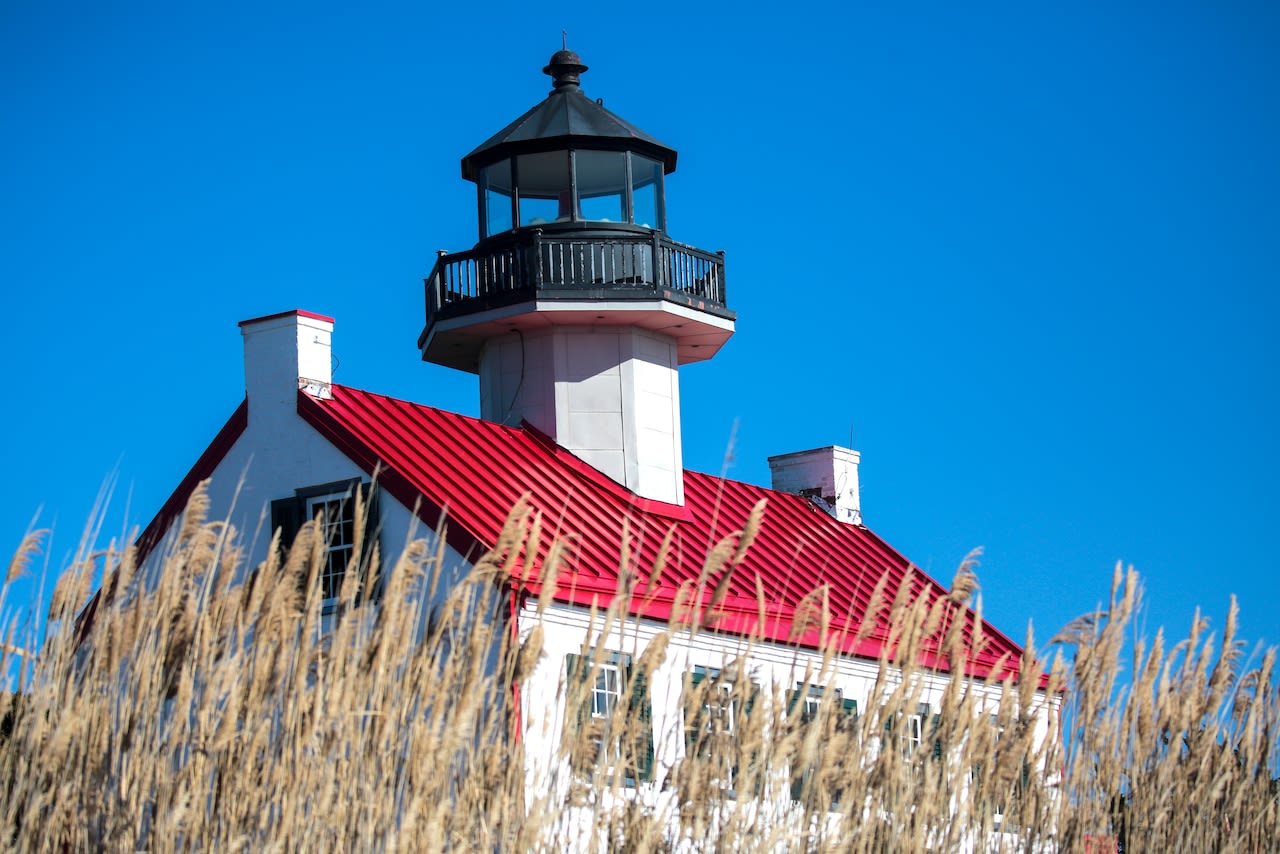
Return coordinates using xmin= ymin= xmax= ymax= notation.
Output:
xmin=532 ymin=228 xmax=544 ymax=289
xmin=423 ymin=230 xmax=726 ymax=329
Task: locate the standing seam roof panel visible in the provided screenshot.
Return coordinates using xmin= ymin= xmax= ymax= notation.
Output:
xmin=308 ymin=384 xmax=1033 ymax=682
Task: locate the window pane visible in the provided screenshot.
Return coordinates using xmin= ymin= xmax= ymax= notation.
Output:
xmin=482 ymin=160 xmax=513 ymax=236
xmin=592 ymin=663 xmax=621 ymax=717
xmin=323 ymin=549 xmax=350 ymax=600
xmin=517 ymin=151 xmax=571 ymax=226
xmin=307 ymin=490 xmax=356 ymax=605
xmin=631 ymin=155 xmax=663 ymax=229
xmin=576 ymin=150 xmax=626 ymax=223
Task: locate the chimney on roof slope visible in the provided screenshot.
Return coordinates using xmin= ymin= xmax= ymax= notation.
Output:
xmin=239 ymin=310 xmax=334 ymax=415
xmin=768 ymin=446 xmax=862 ymax=525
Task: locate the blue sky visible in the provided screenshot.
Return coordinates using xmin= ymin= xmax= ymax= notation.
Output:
xmin=2 ymin=1 xmax=1277 ymax=659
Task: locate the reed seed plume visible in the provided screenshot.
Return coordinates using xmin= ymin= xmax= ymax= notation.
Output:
xmin=0 ymin=494 xmax=1274 ymax=852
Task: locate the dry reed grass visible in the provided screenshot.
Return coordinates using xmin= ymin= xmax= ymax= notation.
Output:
xmin=0 ymin=486 xmax=1274 ymax=852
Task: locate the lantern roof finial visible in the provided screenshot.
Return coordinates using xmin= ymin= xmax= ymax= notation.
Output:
xmin=543 ymin=44 xmax=588 ymax=93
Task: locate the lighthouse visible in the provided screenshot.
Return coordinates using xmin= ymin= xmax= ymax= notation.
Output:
xmin=418 ymin=49 xmax=736 ymax=505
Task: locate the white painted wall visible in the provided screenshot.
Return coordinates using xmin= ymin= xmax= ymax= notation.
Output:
xmin=147 ymin=311 xmax=475 ymax=626
xmin=479 ymin=326 xmax=684 ymax=505
xmin=518 ymin=601 xmax=1059 ymax=842
xmin=241 ymin=310 xmax=335 ymax=406
xmin=768 ymin=446 xmax=862 ymax=525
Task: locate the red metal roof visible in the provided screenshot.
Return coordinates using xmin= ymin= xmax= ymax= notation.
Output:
xmin=301 ymin=384 xmax=1035 ymax=683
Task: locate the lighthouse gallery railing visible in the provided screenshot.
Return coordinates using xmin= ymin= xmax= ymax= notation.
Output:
xmin=424 ymin=228 xmax=727 ymax=327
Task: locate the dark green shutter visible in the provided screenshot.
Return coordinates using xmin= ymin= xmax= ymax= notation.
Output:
xmin=744 ymin=684 xmax=761 ymax=796
xmin=832 ymin=696 xmax=859 ymax=809
xmin=685 ymin=669 xmax=706 ymax=751
xmin=356 ymin=481 xmax=382 ymax=603
xmin=270 ymin=496 xmax=304 ymax=550
xmin=629 ymin=665 xmax=654 ymax=782
xmin=565 ymin=653 xmax=591 ymax=732
xmin=789 ymin=686 xmax=809 ymax=803
xmin=564 ymin=653 xmax=594 ymax=778
xmin=271 ymin=496 xmax=307 ymax=597
xmin=789 ymin=690 xmax=807 ymax=802
xmin=931 ymin=714 xmax=943 ymax=760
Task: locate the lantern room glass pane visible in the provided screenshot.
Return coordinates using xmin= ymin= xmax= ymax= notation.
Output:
xmin=576 ymin=150 xmax=626 ymax=223
xmin=631 ymin=155 xmax=663 ymax=230
xmin=481 ymin=159 xmax=513 ymax=236
xmin=517 ymin=151 xmax=571 ymax=226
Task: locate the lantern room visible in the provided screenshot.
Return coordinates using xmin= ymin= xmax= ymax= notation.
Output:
xmin=462 ymin=50 xmax=675 ymax=239
xmin=418 ymin=49 xmax=734 ymax=376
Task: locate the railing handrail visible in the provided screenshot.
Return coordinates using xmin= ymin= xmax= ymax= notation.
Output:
xmin=424 ymin=229 xmax=728 ymax=329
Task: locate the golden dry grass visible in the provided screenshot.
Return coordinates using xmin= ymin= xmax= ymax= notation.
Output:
xmin=0 ymin=486 xmax=1274 ymax=852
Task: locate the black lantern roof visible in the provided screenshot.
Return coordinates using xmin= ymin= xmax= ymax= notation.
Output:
xmin=460 ymin=50 xmax=677 ymax=181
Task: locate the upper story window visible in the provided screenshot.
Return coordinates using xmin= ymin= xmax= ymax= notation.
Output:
xmin=788 ymin=683 xmax=859 ymax=808
xmin=973 ymin=713 xmax=1032 ymax=831
xmin=270 ymin=479 xmax=381 ymax=613
xmin=683 ymin=666 xmax=759 ymax=797
xmin=901 ymin=705 xmax=925 ymax=755
xmin=564 ymin=650 xmax=654 ymax=785
xmin=306 ymin=492 xmax=356 ymax=604
xmin=878 ymin=701 xmax=941 ymax=772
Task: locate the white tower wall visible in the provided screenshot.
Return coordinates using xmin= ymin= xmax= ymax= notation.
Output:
xmin=479 ymin=326 xmax=684 ymax=505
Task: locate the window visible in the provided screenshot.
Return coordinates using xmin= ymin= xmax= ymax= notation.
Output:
xmin=684 ymin=667 xmax=758 ymax=796
xmin=789 ymin=683 xmax=858 ymax=808
xmin=480 ymin=159 xmax=514 ymax=236
xmin=564 ymin=651 xmax=654 ymax=785
xmin=516 ymin=151 xmax=571 ymax=226
xmin=901 ymin=706 xmax=924 ymax=755
xmin=884 ymin=702 xmax=935 ymax=759
xmin=629 ymin=154 xmax=663 ymax=230
xmin=591 ymin=658 xmax=622 ymax=718
xmin=575 ymin=150 xmax=626 ymax=223
xmin=270 ymin=479 xmax=380 ymax=612
xmin=972 ymin=715 xmax=1031 ymax=830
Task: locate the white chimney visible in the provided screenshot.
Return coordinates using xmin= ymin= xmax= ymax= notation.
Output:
xmin=239 ymin=310 xmax=335 ymax=415
xmin=767 ymin=446 xmax=862 ymax=525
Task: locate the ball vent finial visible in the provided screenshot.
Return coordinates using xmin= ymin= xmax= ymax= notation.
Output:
xmin=543 ymin=45 xmax=588 ymax=93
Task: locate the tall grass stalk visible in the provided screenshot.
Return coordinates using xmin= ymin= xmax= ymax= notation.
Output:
xmin=0 ymin=487 xmax=1275 ymax=851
